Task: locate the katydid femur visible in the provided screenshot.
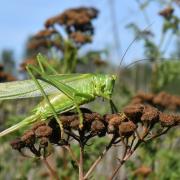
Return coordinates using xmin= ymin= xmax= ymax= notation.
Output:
xmin=0 ymin=54 xmax=116 ymax=138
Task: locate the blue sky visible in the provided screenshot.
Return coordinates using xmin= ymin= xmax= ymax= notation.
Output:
xmin=0 ymin=0 xmax=178 ymax=65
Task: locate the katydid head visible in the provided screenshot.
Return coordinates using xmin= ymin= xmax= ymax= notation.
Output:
xmin=93 ymin=74 xmax=116 ymax=99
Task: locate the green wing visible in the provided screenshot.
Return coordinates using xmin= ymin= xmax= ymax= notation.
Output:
xmin=0 ymin=74 xmax=92 ymax=100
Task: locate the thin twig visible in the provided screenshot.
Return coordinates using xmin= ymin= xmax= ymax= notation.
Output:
xmin=109 ymin=149 xmax=133 ymax=180
xmin=109 ymin=126 xmax=150 ymax=179
xmin=64 ymin=145 xmax=79 ymax=166
xmin=84 ymin=135 xmax=117 ymax=179
xmin=79 ymin=145 xmax=84 ymax=180
xmin=145 ymin=127 xmax=171 ymax=142
xmin=42 ymin=157 xmax=59 ymax=180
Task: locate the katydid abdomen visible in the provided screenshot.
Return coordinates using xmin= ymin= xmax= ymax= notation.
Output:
xmin=0 ymin=74 xmax=116 ymax=137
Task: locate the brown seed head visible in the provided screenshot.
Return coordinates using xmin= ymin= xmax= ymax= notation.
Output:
xmin=159 ymin=6 xmax=174 ymax=18
xmin=84 ymin=112 xmax=102 ymax=122
xmin=91 ymin=120 xmax=105 ymax=132
xmin=123 ymin=104 xmax=144 ymax=121
xmin=159 ymin=113 xmax=176 ymax=127
xmin=70 ymin=32 xmax=91 ymax=44
xmin=141 ymin=105 xmax=159 ymax=123
xmin=5 ymin=74 xmax=16 ymax=81
xmin=93 ymin=59 xmax=107 ymax=66
xmin=44 ymin=16 xmax=59 ymax=28
xmin=32 ymin=122 xmax=47 ymax=131
xmin=27 ymin=39 xmax=53 ymax=50
xmin=108 ymin=113 xmax=127 ymax=127
xmin=136 ymin=92 xmax=154 ymax=102
xmin=10 ymin=138 xmax=25 ymax=150
xmin=0 ymin=72 xmax=16 ymax=82
xmin=134 ymin=165 xmax=152 ymax=177
xmin=20 ymin=58 xmax=37 ymax=72
xmin=119 ymin=121 xmax=137 ymax=136
xmin=131 ymin=97 xmax=143 ymax=104
xmin=70 ymin=119 xmax=80 ymax=130
xmin=153 ymin=92 xmax=170 ymax=107
xmin=34 ymin=29 xmax=58 ymax=39
xmin=21 ymin=130 xmax=35 ymax=146
xmin=35 ymin=125 xmax=52 ymax=138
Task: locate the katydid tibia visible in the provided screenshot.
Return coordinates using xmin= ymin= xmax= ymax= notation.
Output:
xmin=0 ymin=54 xmax=116 ymax=138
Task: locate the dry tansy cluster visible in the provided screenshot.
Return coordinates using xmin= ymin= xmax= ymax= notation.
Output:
xmin=131 ymin=91 xmax=180 ymax=111
xmin=0 ymin=64 xmax=16 ymax=82
xmin=158 ymin=6 xmax=179 ymax=33
xmin=45 ymin=7 xmax=98 ymax=45
xmin=27 ymin=29 xmax=62 ymax=52
xmin=159 ymin=6 xmax=174 ymax=19
xmin=20 ymin=58 xmax=37 ymax=72
xmin=10 ymin=104 xmax=180 ymax=158
xmin=26 ymin=6 xmax=98 ymax=53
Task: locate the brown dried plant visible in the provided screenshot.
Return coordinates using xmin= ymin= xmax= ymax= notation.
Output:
xmin=131 ymin=91 xmax=180 ymax=111
xmin=10 ymin=103 xmax=180 ymax=179
xmin=0 ymin=63 xmax=16 ymax=82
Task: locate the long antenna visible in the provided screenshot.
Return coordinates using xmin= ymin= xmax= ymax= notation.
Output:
xmin=124 ymin=57 xmax=180 ymax=70
xmin=119 ymin=22 xmax=154 ymax=68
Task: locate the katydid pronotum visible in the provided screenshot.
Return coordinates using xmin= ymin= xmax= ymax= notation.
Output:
xmin=0 ymin=54 xmax=116 ymax=138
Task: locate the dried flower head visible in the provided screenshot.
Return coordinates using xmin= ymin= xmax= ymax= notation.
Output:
xmin=159 ymin=6 xmax=174 ymax=19
xmin=134 ymin=165 xmax=152 ymax=177
xmin=27 ymin=39 xmax=52 ymax=50
xmin=32 ymin=122 xmax=47 ymax=131
xmin=70 ymin=119 xmax=80 ymax=130
xmin=136 ymin=92 xmax=154 ymax=102
xmin=84 ymin=112 xmax=102 ymax=122
xmin=44 ymin=16 xmax=59 ymax=28
xmin=35 ymin=125 xmax=53 ymax=138
xmin=20 ymin=58 xmax=37 ymax=72
xmin=91 ymin=120 xmax=106 ymax=136
xmin=131 ymin=97 xmax=144 ymax=104
xmin=108 ymin=113 xmax=127 ymax=127
xmin=141 ymin=105 xmax=159 ymax=123
xmin=34 ymin=29 xmax=58 ymax=39
xmin=119 ymin=121 xmax=137 ymax=136
xmin=123 ymin=104 xmax=144 ymax=122
xmin=10 ymin=138 xmax=25 ymax=150
xmin=56 ymin=7 xmax=98 ymax=27
xmin=93 ymin=59 xmax=107 ymax=66
xmin=159 ymin=113 xmax=176 ymax=127
xmin=21 ymin=130 xmax=35 ymax=146
xmin=70 ymin=32 xmax=91 ymax=45
xmin=0 ymin=71 xmax=16 ymax=82
xmin=153 ymin=92 xmax=170 ymax=107
xmin=44 ymin=6 xmax=98 ymax=46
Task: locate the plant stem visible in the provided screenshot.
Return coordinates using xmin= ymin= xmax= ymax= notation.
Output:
xmin=42 ymin=157 xmax=59 ymax=180
xmin=79 ymin=145 xmax=84 ymax=180
xmin=84 ymin=135 xmax=117 ymax=179
xmin=65 ymin=145 xmax=79 ymax=166
xmin=109 ymin=128 xmax=149 ymax=180
xmin=109 ymin=141 xmax=140 ymax=180
xmin=84 ymin=144 xmax=110 ymax=179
